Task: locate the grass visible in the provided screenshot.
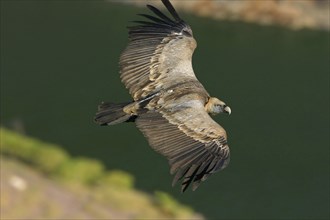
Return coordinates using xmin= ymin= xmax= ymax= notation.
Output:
xmin=0 ymin=127 xmax=203 ymax=219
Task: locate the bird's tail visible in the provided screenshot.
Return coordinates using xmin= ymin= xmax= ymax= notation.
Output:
xmin=94 ymin=102 xmax=135 ymax=126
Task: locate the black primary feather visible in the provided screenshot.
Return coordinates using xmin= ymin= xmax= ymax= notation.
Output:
xmin=161 ymin=0 xmax=182 ymax=22
xmin=147 ymin=4 xmax=174 ymax=24
xmin=128 ymin=0 xmax=192 ymax=38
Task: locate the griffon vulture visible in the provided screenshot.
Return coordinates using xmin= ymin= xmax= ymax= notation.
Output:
xmin=95 ymin=0 xmax=231 ymax=192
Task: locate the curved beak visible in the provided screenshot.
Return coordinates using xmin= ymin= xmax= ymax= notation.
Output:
xmin=224 ymin=106 xmax=231 ymax=115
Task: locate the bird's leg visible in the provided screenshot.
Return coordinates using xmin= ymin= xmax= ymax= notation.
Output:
xmin=124 ymin=92 xmax=161 ymax=115
xmin=123 ymin=102 xmax=140 ymax=115
xmin=137 ymin=92 xmax=161 ymax=105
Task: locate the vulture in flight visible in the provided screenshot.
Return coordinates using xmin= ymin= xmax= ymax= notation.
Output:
xmin=95 ymin=0 xmax=231 ymax=192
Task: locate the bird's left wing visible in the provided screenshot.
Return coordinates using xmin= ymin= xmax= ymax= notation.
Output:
xmin=135 ymin=99 xmax=230 ymax=192
xmin=120 ymin=0 xmax=198 ymax=101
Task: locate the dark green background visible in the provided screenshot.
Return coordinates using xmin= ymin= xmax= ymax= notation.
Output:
xmin=1 ymin=1 xmax=329 ymax=219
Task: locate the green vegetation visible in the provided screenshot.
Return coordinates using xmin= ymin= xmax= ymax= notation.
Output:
xmin=1 ymin=128 xmax=69 ymax=174
xmin=55 ymin=157 xmax=105 ymax=185
xmin=0 ymin=127 xmax=202 ymax=219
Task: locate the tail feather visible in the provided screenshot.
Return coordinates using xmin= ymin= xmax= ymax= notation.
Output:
xmin=94 ymin=102 xmax=133 ymax=126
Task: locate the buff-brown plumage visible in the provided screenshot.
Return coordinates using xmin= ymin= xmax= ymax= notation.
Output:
xmin=95 ymin=0 xmax=231 ymax=192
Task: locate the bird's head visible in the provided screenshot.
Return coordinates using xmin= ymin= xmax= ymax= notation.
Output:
xmin=205 ymin=97 xmax=231 ymax=115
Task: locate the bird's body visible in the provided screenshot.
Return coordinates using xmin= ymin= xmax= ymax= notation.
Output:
xmin=95 ymin=0 xmax=231 ymax=192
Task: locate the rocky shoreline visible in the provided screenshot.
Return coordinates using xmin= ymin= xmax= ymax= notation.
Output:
xmin=121 ymin=0 xmax=329 ymax=31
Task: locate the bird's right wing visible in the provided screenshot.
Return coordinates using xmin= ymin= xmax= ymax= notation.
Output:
xmin=120 ymin=0 xmax=199 ymax=101
xmin=135 ymin=99 xmax=230 ymax=192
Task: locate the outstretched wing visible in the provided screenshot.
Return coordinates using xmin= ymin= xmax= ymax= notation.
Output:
xmin=120 ymin=0 xmax=198 ymax=101
xmin=135 ymin=99 xmax=230 ymax=192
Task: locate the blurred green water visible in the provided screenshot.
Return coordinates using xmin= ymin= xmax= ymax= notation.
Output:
xmin=1 ymin=1 xmax=329 ymax=219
